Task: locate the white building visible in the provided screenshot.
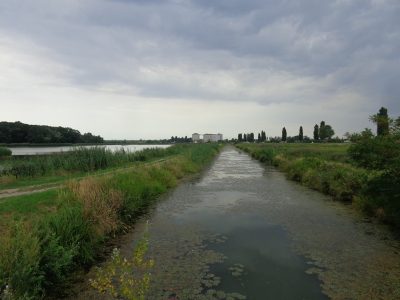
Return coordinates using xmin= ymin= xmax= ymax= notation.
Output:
xmin=202 ymin=133 xmax=223 ymax=143
xmin=192 ymin=133 xmax=201 ymax=143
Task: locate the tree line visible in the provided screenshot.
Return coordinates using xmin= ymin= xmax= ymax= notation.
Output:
xmin=170 ymin=136 xmax=192 ymax=143
xmin=238 ymin=121 xmax=336 ymax=143
xmin=0 ymin=121 xmax=104 ymax=144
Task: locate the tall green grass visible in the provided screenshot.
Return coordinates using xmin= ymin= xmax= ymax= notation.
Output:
xmin=0 ymin=144 xmax=220 ymax=299
xmin=239 ymin=143 xmax=350 ymax=163
xmin=237 ymin=143 xmax=400 ymax=228
xmin=0 ymin=146 xmax=173 ymax=179
xmin=237 ymin=143 xmax=367 ymax=200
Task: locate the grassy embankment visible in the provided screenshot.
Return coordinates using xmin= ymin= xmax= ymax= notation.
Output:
xmin=0 ymin=147 xmax=173 ymax=191
xmin=0 ymin=144 xmax=220 ymax=299
xmin=236 ymin=143 xmax=399 ymax=227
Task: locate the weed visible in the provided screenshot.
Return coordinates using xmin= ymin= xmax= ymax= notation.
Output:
xmin=90 ymin=229 xmax=154 ymax=300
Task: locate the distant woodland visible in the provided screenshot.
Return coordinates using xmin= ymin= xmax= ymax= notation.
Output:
xmin=0 ymin=121 xmax=103 ymax=144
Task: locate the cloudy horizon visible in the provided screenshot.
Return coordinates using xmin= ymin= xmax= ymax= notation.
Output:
xmin=1 ymin=0 xmax=399 ymax=139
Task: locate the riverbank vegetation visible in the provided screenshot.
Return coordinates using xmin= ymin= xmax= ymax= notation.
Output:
xmin=0 ymin=144 xmax=220 ymax=299
xmin=1 ymin=147 xmax=168 ymax=177
xmin=0 ymin=147 xmax=11 ymax=158
xmin=0 ymin=147 xmax=175 ymax=190
xmin=237 ymin=107 xmax=400 ymax=229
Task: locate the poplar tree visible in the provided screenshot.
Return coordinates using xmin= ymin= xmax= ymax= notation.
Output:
xmin=372 ymin=107 xmax=389 ymax=136
xmin=319 ymin=121 xmax=326 ymax=139
xmin=313 ymin=124 xmax=319 ymax=140
xmin=299 ymin=126 xmax=303 ymax=141
xmin=261 ymin=130 xmax=266 ymax=142
xmin=282 ymin=127 xmax=287 ymax=142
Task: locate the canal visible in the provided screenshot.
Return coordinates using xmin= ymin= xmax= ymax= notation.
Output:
xmin=73 ymin=146 xmax=400 ymax=299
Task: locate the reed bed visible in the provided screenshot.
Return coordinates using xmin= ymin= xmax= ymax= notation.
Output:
xmin=0 ymin=146 xmax=173 ymax=179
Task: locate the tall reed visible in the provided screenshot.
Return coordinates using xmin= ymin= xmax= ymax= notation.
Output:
xmin=1 ymin=146 xmax=174 ymax=178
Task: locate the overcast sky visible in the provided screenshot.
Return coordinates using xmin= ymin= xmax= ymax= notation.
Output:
xmin=1 ymin=0 xmax=399 ymax=139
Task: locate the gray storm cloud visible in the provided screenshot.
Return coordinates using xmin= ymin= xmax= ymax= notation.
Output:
xmin=0 ymin=0 xmax=399 ymax=139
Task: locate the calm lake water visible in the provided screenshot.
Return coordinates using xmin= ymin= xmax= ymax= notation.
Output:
xmin=72 ymin=146 xmax=400 ymax=300
xmin=8 ymin=144 xmax=171 ymax=156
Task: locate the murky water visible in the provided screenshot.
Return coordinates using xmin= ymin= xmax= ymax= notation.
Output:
xmin=73 ymin=146 xmax=400 ymax=300
xmin=8 ymin=144 xmax=170 ymax=156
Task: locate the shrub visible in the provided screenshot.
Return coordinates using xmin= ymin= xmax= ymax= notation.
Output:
xmin=348 ymin=134 xmax=400 ymax=170
xmin=37 ymin=228 xmax=76 ymax=291
xmin=0 ymin=147 xmax=12 ymax=158
xmin=363 ymin=168 xmax=400 ymax=227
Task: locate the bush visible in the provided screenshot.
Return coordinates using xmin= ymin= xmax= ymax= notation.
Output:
xmin=348 ymin=134 xmax=400 ymax=170
xmin=361 ymin=167 xmax=400 ymax=227
xmin=37 ymin=228 xmax=76 ymax=291
xmin=348 ymin=131 xmax=400 ymax=226
xmin=0 ymin=147 xmax=12 ymax=158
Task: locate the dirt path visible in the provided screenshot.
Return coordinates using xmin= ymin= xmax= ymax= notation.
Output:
xmin=0 ymin=185 xmax=58 ymax=200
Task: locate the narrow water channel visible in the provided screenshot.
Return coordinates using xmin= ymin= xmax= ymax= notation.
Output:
xmin=73 ymin=146 xmax=400 ymax=300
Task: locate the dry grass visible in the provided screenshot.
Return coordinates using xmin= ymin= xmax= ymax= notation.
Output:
xmin=0 ymin=175 xmax=16 ymax=185
xmin=67 ymin=178 xmax=123 ymax=236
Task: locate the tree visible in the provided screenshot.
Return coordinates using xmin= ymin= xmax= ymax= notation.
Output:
xmin=257 ymin=133 xmax=261 ymax=142
xmin=282 ymin=127 xmax=287 ymax=142
xmin=238 ymin=133 xmax=242 ymax=142
xmin=261 ymin=130 xmax=266 ymax=142
xmin=319 ymin=121 xmax=326 ymax=139
xmin=243 ymin=134 xmax=247 ymax=142
xmin=313 ymin=124 xmax=319 ymax=141
xmin=319 ymin=121 xmax=335 ymax=140
xmin=371 ymin=107 xmax=389 ymax=136
xmin=392 ymin=116 xmax=400 ymax=135
xmin=0 ymin=121 xmax=103 ymax=144
xmin=323 ymin=125 xmax=335 ymax=139
xmin=299 ymin=126 xmax=303 ymax=141
xmin=247 ymin=133 xmax=255 ymax=143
